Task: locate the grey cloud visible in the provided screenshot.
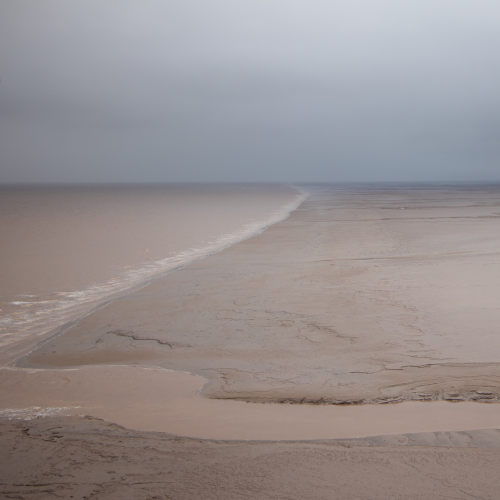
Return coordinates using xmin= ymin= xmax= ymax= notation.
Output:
xmin=1 ymin=0 xmax=500 ymax=182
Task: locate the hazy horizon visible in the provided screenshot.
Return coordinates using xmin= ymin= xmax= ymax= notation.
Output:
xmin=1 ymin=0 xmax=500 ymax=184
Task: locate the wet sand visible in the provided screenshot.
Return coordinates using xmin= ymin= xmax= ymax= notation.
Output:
xmin=0 ymin=184 xmax=303 ymax=354
xmin=0 ymin=184 xmax=301 ymax=308
xmin=20 ymin=184 xmax=500 ymax=405
xmin=3 ymin=184 xmax=500 ymax=498
xmin=2 ymin=415 xmax=500 ymax=500
xmin=2 ymin=365 xmax=500 ymax=440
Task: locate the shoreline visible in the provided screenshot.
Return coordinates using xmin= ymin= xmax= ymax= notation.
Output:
xmin=0 ymin=185 xmax=307 ymax=367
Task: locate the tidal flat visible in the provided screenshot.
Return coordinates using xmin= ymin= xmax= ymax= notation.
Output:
xmin=20 ymin=184 xmax=500 ymax=405
xmin=2 ymin=184 xmax=500 ymax=499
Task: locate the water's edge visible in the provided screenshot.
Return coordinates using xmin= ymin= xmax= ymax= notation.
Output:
xmin=4 ymin=186 xmax=308 ymax=367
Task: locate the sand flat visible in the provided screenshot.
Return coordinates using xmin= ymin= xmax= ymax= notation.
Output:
xmin=3 ymin=184 xmax=500 ymax=499
xmin=2 ymin=365 xmax=500 ymax=440
xmin=21 ymin=185 xmax=500 ymax=406
xmin=3 ymin=415 xmax=500 ymax=500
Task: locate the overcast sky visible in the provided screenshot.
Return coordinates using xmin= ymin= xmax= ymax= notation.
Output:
xmin=1 ymin=0 xmax=500 ymax=183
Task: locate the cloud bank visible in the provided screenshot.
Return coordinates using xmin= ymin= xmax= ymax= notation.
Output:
xmin=1 ymin=0 xmax=499 ymax=182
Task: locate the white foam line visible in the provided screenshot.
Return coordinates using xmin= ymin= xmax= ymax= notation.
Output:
xmin=0 ymin=406 xmax=81 ymax=420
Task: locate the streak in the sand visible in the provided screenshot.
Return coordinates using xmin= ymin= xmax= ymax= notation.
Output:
xmin=1 ymin=366 xmax=500 ymax=440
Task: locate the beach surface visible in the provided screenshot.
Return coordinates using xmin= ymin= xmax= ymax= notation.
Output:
xmin=2 ymin=183 xmax=500 ymax=498
xmin=19 ymin=184 xmax=500 ymax=406
xmin=4 ymin=365 xmax=500 ymax=440
xmin=2 ymin=415 xmax=500 ymax=500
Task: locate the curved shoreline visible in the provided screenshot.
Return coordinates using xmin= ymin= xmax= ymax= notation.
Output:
xmin=1 ymin=185 xmax=308 ymax=367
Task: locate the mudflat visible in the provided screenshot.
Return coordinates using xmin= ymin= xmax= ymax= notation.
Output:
xmin=2 ymin=415 xmax=500 ymax=499
xmin=3 ymin=184 xmax=500 ymax=499
xmin=22 ymin=184 xmax=500 ymax=404
xmin=4 ymin=365 xmax=500 ymax=440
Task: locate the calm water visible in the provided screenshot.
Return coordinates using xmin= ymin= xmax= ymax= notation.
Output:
xmin=0 ymin=184 xmax=306 ymax=351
